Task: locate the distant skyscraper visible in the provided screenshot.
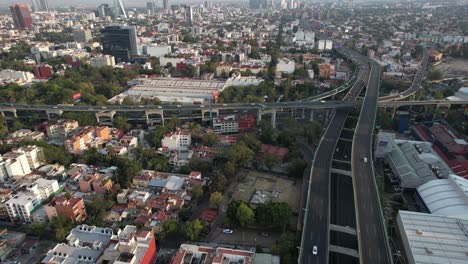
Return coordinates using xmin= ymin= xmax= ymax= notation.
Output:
xmin=163 ymin=0 xmax=170 ymax=11
xmin=100 ymin=25 xmax=138 ymax=62
xmin=113 ymin=0 xmax=127 ymax=19
xmin=114 ymin=0 xmax=128 ymax=18
xmin=31 ymin=0 xmax=49 ymax=12
xmin=249 ymin=0 xmax=262 ymax=9
xmin=97 ymin=4 xmax=113 ymax=18
xmin=146 ymin=1 xmax=155 ymax=14
xmin=9 ymin=5 xmax=33 ymax=29
xmin=287 ymin=0 xmax=295 ymax=9
xmin=185 ymin=6 xmax=193 ymax=26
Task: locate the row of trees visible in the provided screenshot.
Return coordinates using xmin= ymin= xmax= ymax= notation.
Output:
xmin=160 ymin=219 xmax=204 ymax=241
xmin=226 ymin=200 xmax=292 ymax=230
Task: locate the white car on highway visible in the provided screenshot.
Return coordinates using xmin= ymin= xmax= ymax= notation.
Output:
xmin=222 ymin=229 xmax=233 ymax=234
xmin=312 ymin=246 xmax=318 ymax=255
xmin=363 ymin=157 xmax=368 ymax=163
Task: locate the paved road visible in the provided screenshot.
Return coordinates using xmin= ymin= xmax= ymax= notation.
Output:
xmin=300 ymin=56 xmax=369 ymax=264
xmin=0 ymin=99 xmax=465 ymax=114
xmin=0 ymin=101 xmax=357 ymax=112
xmin=352 ymin=59 xmax=392 ymax=264
xmin=379 ymin=49 xmax=429 ymax=102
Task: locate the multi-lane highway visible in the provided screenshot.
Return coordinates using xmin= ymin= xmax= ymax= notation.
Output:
xmin=352 ymin=59 xmax=392 ymax=264
xmin=1 ymin=99 xmax=463 ymax=115
xmin=379 ymin=48 xmax=429 ymax=102
xmin=0 ymin=101 xmax=358 ymax=113
xmin=300 ymin=52 xmax=369 ymax=264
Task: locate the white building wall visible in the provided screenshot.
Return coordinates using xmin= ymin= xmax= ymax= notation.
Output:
xmin=145 ymin=45 xmax=171 ymax=58
xmin=6 ymin=192 xmax=41 ymax=223
xmin=276 ymin=59 xmax=295 ymax=74
xmin=90 ymin=55 xmax=115 ymax=68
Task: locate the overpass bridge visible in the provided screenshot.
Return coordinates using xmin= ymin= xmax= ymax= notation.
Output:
xmin=1 ymin=99 xmax=467 ymax=126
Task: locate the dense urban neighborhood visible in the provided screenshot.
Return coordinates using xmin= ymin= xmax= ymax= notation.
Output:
xmin=0 ymin=0 xmax=467 ymax=264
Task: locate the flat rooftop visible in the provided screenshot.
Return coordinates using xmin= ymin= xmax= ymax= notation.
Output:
xmin=127 ymin=77 xmax=226 ymax=98
xmin=397 ymin=210 xmax=468 ymax=264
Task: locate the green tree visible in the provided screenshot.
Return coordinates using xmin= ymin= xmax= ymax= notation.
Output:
xmin=236 ymin=203 xmax=255 ymax=227
xmin=287 ymin=158 xmax=307 ymax=178
xmin=0 ymin=115 xmax=8 ymax=139
xmin=184 ymin=220 xmax=203 ymax=240
xmin=428 ymin=69 xmax=443 ymax=80
xmin=271 ymin=232 xmax=297 ymax=263
xmin=178 ymin=206 xmax=192 ymax=221
xmin=226 ymin=200 xmax=244 ymax=223
xmin=239 ymin=134 xmax=262 ymax=153
xmin=209 ymin=192 xmax=223 ymax=209
xmin=223 ymin=161 xmax=237 ymax=178
xmin=161 ymin=219 xmax=179 ymax=238
xmin=434 ymin=91 xmax=444 ymax=99
xmin=226 ymin=142 xmax=255 ymax=167
xmin=51 ymin=215 xmax=74 ymax=241
xmin=255 ymin=202 xmax=292 ymax=230
xmin=201 ymin=133 xmax=218 ymax=146
xmin=26 ymin=222 xmax=47 ymax=237
xmin=192 ymin=185 xmax=204 ymax=200
xmin=188 ymin=122 xmax=202 ymax=136
xmin=11 ymin=117 xmax=24 ymax=131
xmin=179 ymin=165 xmax=191 ymax=174
xmin=209 ymin=171 xmax=226 ymax=193
xmin=114 ymin=116 xmax=131 ymax=131
xmin=262 ymin=153 xmax=279 ymax=171
xmin=62 ymin=112 xmax=97 ymax=126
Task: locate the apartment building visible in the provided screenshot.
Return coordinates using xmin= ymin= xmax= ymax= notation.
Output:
xmin=25 ymin=178 xmax=59 ymax=200
xmin=213 ymin=114 xmax=256 ymax=134
xmin=0 ymin=146 xmax=43 ymax=181
xmin=45 ymin=196 xmax=87 ymax=223
xmin=161 ymin=130 xmax=192 ymax=150
xmin=98 ymin=225 xmax=157 ymax=264
xmin=5 ymin=192 xmax=42 ymax=223
xmin=318 ymin=63 xmax=335 ymax=79
xmin=64 ymin=126 xmax=110 ymax=155
xmin=42 ymin=119 xmax=79 ymax=139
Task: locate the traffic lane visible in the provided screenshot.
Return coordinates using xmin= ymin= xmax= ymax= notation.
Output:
xmin=353 ymin=64 xmax=392 ymax=264
xmin=303 ymin=112 xmax=348 ymax=264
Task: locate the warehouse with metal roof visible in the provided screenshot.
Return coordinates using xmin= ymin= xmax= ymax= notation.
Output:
xmin=417 ymin=174 xmax=468 ymax=220
xmin=383 ymin=140 xmax=451 ymax=189
xmin=397 ymin=210 xmax=468 ymax=264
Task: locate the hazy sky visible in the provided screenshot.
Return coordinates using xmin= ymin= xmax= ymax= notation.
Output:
xmin=1 ymin=0 xmax=213 ymax=9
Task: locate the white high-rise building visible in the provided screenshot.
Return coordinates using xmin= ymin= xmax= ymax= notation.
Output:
xmin=26 ymin=178 xmax=59 ymax=200
xmin=31 ymin=0 xmax=49 ymax=12
xmin=6 ymin=192 xmax=42 ymax=223
xmin=114 ymin=0 xmax=127 ymax=19
xmin=318 ymin=40 xmax=333 ymax=51
xmin=0 ymin=146 xmax=43 ymax=181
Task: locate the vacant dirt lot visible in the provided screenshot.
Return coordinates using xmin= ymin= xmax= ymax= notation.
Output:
xmin=435 ymin=58 xmax=468 ymax=78
xmin=229 ymin=170 xmax=301 ymax=213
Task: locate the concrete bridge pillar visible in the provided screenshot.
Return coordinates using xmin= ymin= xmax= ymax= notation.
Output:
xmin=301 ymin=108 xmax=305 ymax=119
xmin=271 ymin=109 xmax=277 ymax=128
xmin=309 ymin=111 xmax=314 ymax=122
xmin=392 ymin=106 xmax=397 ymax=119
xmin=45 ymin=109 xmax=63 ymax=120
xmin=145 ymin=110 xmax=165 ymax=126
xmin=201 ymin=108 xmax=219 ymax=122
xmin=0 ymin=108 xmax=17 ymax=119
xmin=257 ymin=109 xmax=262 ymax=124
xmin=95 ymin=111 xmax=116 ymax=126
